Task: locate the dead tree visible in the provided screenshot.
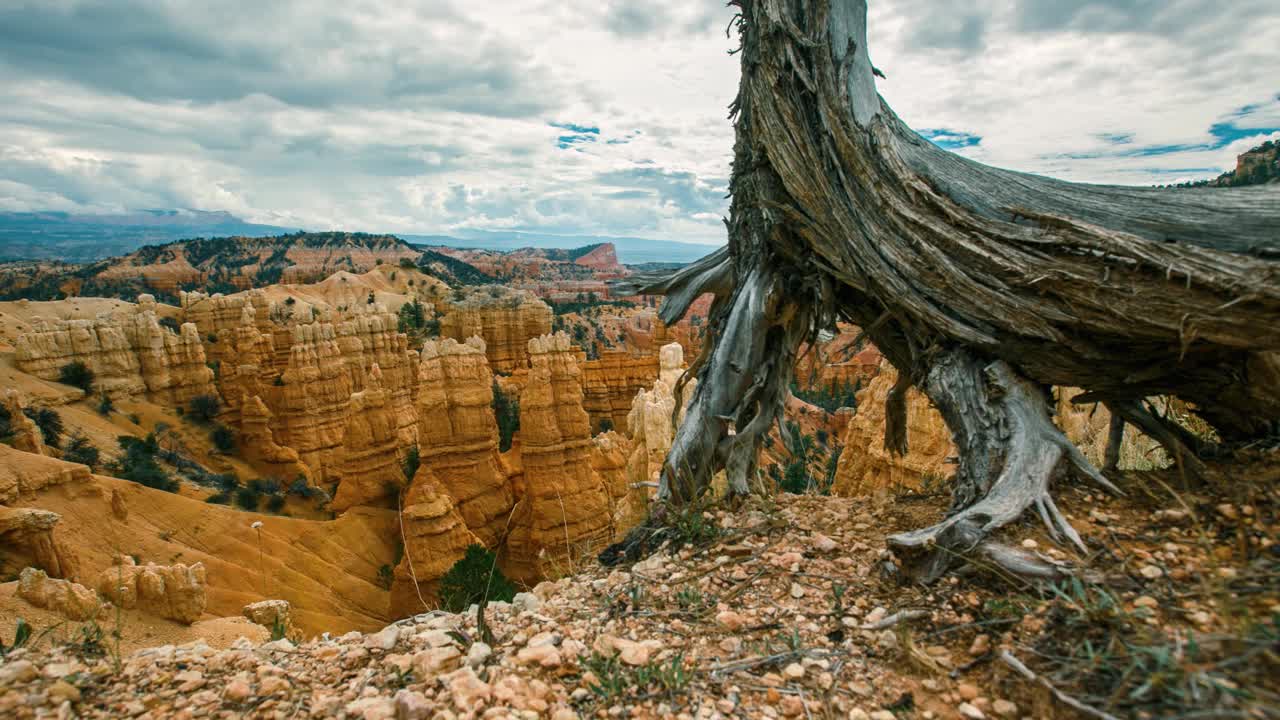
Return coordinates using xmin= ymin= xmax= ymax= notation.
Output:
xmin=609 ymin=0 xmax=1280 ymax=581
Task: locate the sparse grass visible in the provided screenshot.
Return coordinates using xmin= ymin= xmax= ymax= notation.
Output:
xmin=1025 ymin=575 xmax=1280 ymax=718
xmin=581 ymin=652 xmax=692 ymax=703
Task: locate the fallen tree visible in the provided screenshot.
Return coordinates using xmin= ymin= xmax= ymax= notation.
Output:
xmin=608 ymin=0 xmax=1280 ymax=581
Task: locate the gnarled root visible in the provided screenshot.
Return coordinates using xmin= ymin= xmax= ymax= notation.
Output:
xmin=887 ymin=350 xmax=1119 ymax=583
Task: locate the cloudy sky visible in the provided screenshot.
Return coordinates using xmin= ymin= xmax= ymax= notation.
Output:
xmin=1 ymin=0 xmax=1277 ymax=245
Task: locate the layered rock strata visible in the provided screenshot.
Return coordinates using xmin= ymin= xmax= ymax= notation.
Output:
xmin=0 ymin=446 xmax=92 ymax=504
xmin=439 ymin=289 xmax=553 ymax=374
xmin=14 ymin=296 xmax=218 ymax=402
xmin=580 ymin=351 xmax=659 ymax=433
xmin=414 ymin=338 xmax=513 ymax=545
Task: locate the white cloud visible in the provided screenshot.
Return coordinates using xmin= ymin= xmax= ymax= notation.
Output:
xmin=0 ymin=0 xmax=1275 ymax=245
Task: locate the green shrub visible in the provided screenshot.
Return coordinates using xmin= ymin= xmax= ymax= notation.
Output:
xmin=438 ymin=544 xmax=517 ymax=613
xmin=116 ymin=434 xmax=177 ymax=492
xmin=265 ymin=495 xmax=286 ymax=513
xmin=209 ymin=424 xmax=235 ymax=452
xmin=402 ymin=446 xmax=420 ymax=482
xmin=62 ymin=433 xmax=100 ymax=470
xmin=206 ymin=492 xmax=230 ymax=505
xmin=0 ymin=403 xmax=12 ymax=443
xmin=158 ymin=316 xmax=182 ymax=333
xmin=97 ymin=393 xmax=115 ymax=416
xmin=24 ymin=407 xmax=64 ymax=449
xmin=492 ymin=381 xmax=520 ymax=453
xmin=58 ymin=361 xmax=95 ymax=393
xmin=377 ymin=564 xmax=394 ymax=590
xmin=188 ymin=394 xmax=221 ymax=423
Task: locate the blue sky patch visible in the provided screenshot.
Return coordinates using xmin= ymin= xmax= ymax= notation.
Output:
xmin=919 ymin=128 xmax=982 ymax=150
xmin=551 ymin=121 xmax=600 ymax=150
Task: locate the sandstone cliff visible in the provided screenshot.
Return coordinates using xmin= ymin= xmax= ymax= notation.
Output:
xmin=96 ymin=556 xmax=208 ymax=625
xmin=580 ymin=350 xmax=659 ymax=433
xmin=504 ymin=333 xmax=614 ymax=584
xmin=414 ymin=337 xmax=513 ymax=546
xmin=439 ymin=288 xmax=553 ymax=374
xmin=14 ymin=295 xmax=218 ymax=403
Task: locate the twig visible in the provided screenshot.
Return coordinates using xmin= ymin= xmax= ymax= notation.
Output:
xmin=861 ymin=609 xmax=929 ymax=631
xmin=999 ymin=650 xmax=1122 ymax=720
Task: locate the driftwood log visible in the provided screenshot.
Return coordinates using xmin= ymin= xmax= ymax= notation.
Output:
xmin=607 ymin=0 xmax=1280 ymax=581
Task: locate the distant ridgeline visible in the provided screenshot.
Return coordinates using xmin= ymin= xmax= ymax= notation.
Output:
xmin=0 ymin=231 xmax=650 ymax=304
xmin=0 ymin=209 xmax=295 ymax=262
xmin=1172 ymin=140 xmax=1279 ymax=188
xmin=0 ymin=232 xmax=488 ymax=303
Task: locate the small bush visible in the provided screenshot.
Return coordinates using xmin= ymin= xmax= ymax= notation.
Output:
xmin=265 ymin=495 xmax=286 ymax=513
xmin=206 ymin=492 xmax=230 ymax=505
xmin=158 ymin=316 xmax=182 ymax=333
xmin=24 ymin=407 xmax=64 ymax=449
xmin=58 ymin=361 xmax=95 ymax=394
xmin=438 ymin=544 xmax=517 ymax=613
xmin=377 ymin=564 xmax=394 ymax=590
xmin=97 ymin=393 xmax=115 ymax=416
xmin=188 ymin=394 xmax=221 ymax=423
xmin=62 ymin=433 xmax=100 ymax=470
xmin=209 ymin=424 xmax=235 ymax=452
xmin=234 ymin=488 xmax=260 ymax=511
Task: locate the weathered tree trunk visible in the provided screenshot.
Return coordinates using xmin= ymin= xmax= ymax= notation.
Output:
xmin=606 ymin=0 xmax=1280 ymax=578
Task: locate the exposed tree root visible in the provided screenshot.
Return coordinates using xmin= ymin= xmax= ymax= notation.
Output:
xmin=886 ymin=351 xmax=1119 ymax=583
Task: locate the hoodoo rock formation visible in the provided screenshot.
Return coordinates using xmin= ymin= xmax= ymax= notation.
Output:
xmin=332 ymin=307 xmax=419 ymax=448
xmin=505 ymin=333 xmax=614 ymax=584
xmin=181 ymin=289 xmax=275 ymax=343
xmin=414 ymin=337 xmax=513 ymax=545
xmin=0 ymin=507 xmax=79 ymax=580
xmin=273 ymin=322 xmax=358 ymax=480
xmin=390 ymin=468 xmax=481 ymax=618
xmin=2 ymin=390 xmax=46 ymax=456
xmin=580 ymin=350 xmax=660 ymax=433
xmin=624 ymin=343 xmax=694 ymax=524
xmin=96 ymin=556 xmax=208 ymax=625
xmin=438 ymin=288 xmax=553 ymax=374
xmin=236 ymin=395 xmax=314 ymax=485
xmin=332 ymin=365 xmax=407 ymax=512
xmin=830 ymin=360 xmax=954 ymax=497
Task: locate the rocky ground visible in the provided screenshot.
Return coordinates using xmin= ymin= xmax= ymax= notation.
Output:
xmin=1 ymin=457 xmax=1276 ymax=720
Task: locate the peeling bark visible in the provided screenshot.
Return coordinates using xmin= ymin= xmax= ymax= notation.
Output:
xmin=603 ymin=0 xmax=1280 ymax=576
